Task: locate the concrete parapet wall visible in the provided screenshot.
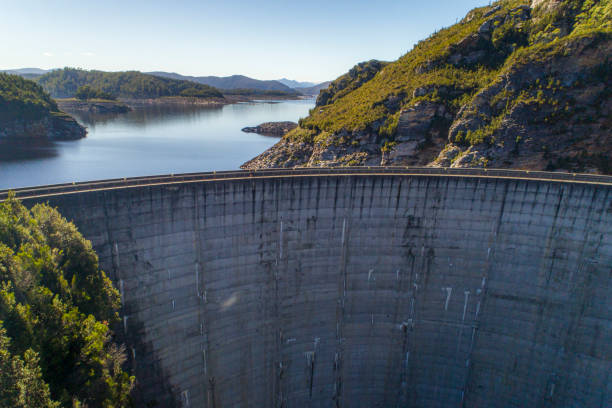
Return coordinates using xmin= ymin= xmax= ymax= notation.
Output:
xmin=18 ymin=172 xmax=612 ymax=407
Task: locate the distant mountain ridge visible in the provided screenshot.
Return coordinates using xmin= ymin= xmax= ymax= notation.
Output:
xmin=276 ymin=78 xmax=316 ymax=88
xmin=147 ymin=72 xmax=297 ymax=92
xmin=1 ymin=68 xmax=52 ymax=75
xmin=295 ymin=81 xmax=332 ymax=96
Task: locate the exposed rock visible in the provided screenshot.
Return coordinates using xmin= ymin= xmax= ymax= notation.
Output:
xmin=478 ymin=15 xmax=504 ymax=35
xmin=0 ymin=113 xmax=86 ymax=141
xmin=438 ymin=34 xmax=612 ymax=173
xmin=241 ymin=140 xmax=313 ymax=169
xmin=241 ymin=121 xmax=298 ymax=137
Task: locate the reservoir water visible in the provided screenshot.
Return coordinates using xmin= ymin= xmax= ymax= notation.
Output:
xmin=0 ymin=98 xmax=314 ymax=189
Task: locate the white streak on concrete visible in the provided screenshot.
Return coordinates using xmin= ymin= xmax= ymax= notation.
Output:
xmin=462 ymin=291 xmax=470 ymax=321
xmin=442 ymin=287 xmax=453 ymax=310
xmin=182 ymin=390 xmax=190 ymax=407
xmin=114 ymin=242 xmax=120 ymax=266
xmin=195 ymin=263 xmax=199 ymax=297
xmin=279 ymin=220 xmax=284 ymax=261
xmin=221 ymin=293 xmax=238 ymax=310
xmin=203 ymin=349 xmax=207 ymax=376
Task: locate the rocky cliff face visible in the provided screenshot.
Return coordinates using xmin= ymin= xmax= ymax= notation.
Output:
xmin=243 ymin=0 xmax=611 ymax=174
xmin=241 ymin=121 xmax=298 ymax=136
xmin=0 ymin=113 xmax=86 ymax=141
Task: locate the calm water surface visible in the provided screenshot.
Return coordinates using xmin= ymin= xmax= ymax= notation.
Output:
xmin=0 ymin=99 xmax=313 ymax=189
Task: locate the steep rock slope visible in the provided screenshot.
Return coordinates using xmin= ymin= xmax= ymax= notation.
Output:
xmin=243 ymin=0 xmax=611 ymax=174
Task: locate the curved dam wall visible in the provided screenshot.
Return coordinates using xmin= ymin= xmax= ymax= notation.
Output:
xmin=15 ymin=169 xmax=612 ymax=407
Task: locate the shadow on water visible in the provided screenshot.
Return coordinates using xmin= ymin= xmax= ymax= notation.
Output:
xmin=0 ymin=138 xmax=59 ymax=161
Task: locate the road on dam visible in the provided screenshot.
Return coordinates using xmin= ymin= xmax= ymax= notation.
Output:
xmin=3 ymin=167 xmax=611 ymax=407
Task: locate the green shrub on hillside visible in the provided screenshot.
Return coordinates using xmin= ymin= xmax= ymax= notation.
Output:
xmin=0 ymin=74 xmax=59 ymax=121
xmin=0 ymin=195 xmax=133 ymax=407
xmin=75 ymin=85 xmax=117 ymax=101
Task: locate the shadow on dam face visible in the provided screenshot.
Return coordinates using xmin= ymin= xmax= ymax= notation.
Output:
xmin=20 ymin=173 xmax=612 ymax=407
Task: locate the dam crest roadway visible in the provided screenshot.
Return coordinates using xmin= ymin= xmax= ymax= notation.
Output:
xmin=3 ymin=167 xmax=611 ymax=407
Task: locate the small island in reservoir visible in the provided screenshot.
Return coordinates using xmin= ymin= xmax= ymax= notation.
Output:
xmin=242 ymin=121 xmax=297 ymax=137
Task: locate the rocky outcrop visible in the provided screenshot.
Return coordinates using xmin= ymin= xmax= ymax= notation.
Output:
xmin=0 ymin=113 xmax=86 ymax=141
xmin=56 ymin=99 xmax=131 ymax=114
xmin=241 ymin=121 xmax=297 ymax=136
xmin=435 ymin=34 xmax=612 ymax=172
xmin=241 ymin=140 xmax=313 ymax=169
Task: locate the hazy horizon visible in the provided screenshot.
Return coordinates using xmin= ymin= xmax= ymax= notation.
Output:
xmin=3 ymin=0 xmax=489 ymax=83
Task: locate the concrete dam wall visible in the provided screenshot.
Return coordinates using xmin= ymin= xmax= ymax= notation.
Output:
xmin=12 ymin=169 xmax=612 ymax=407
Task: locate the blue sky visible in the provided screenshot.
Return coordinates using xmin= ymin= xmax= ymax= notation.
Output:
xmin=2 ymin=0 xmax=490 ymax=82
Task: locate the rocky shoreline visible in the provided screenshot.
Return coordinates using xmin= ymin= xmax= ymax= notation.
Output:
xmin=242 ymin=121 xmax=298 ymax=137
xmin=0 ymin=112 xmax=86 ymax=141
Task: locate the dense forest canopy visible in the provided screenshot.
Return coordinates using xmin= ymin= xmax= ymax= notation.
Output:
xmin=38 ymin=68 xmax=224 ymax=99
xmin=0 ymin=195 xmax=133 ymax=407
xmin=74 ymin=85 xmax=117 ymax=101
xmin=0 ymin=73 xmax=59 ymax=121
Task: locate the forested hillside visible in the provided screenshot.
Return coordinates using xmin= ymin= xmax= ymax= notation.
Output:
xmin=0 ymin=195 xmax=133 ymax=407
xmin=0 ymin=74 xmax=85 ymax=140
xmin=244 ymin=0 xmax=612 ymax=174
xmin=0 ymin=74 xmax=60 ymax=121
xmin=38 ymin=68 xmax=224 ymax=99
xmin=148 ymin=72 xmax=297 ymax=92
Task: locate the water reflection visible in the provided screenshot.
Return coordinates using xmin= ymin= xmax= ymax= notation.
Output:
xmin=0 ymin=138 xmax=59 ymax=161
xmin=0 ymin=98 xmax=315 ymax=189
xmin=70 ymin=104 xmax=225 ymax=128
